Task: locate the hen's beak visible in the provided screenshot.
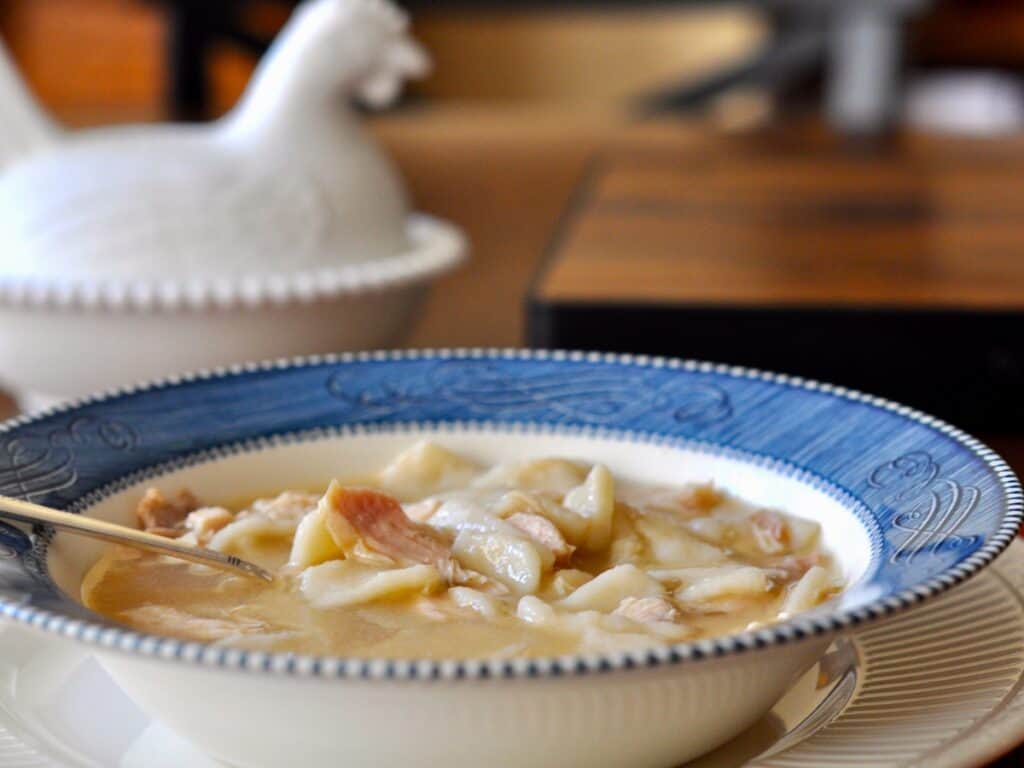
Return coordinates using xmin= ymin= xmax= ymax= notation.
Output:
xmin=389 ymin=39 xmax=431 ymax=80
xmin=355 ymin=38 xmax=431 ymax=108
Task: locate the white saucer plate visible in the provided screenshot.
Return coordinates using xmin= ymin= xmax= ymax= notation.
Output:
xmin=2 ymin=540 xmax=1023 ymax=768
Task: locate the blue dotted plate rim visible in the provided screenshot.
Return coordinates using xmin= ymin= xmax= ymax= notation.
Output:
xmin=0 ymin=348 xmax=1020 ymax=682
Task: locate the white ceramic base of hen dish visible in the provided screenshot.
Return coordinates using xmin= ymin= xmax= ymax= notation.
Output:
xmin=0 ymin=213 xmax=465 ymax=413
xmin=3 ymin=539 xmax=1023 ymax=768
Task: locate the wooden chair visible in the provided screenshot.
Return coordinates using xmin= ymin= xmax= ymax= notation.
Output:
xmin=147 ymin=0 xmax=297 ymax=119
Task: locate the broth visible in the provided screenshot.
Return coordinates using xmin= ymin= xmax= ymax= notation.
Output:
xmin=82 ymin=442 xmax=841 ymax=659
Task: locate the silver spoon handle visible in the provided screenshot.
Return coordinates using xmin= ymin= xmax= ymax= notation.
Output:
xmin=0 ymin=495 xmax=273 ymax=582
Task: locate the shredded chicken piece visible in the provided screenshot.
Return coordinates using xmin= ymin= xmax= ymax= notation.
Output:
xmin=413 ymin=598 xmax=453 ymax=621
xmin=245 ymin=491 xmax=320 ymax=522
xmin=455 ymin=569 xmax=512 ymax=596
xmin=678 ymin=485 xmax=724 ymax=514
xmin=613 ymin=596 xmax=681 ymax=624
xmin=766 ymin=553 xmax=821 ymax=583
xmin=185 ymin=507 xmax=235 ymax=545
xmin=136 ymin=488 xmax=200 ymax=537
xmin=751 ymin=509 xmax=789 ymax=554
xmin=506 ymin=512 xmax=575 ymax=563
xmin=682 ymin=596 xmax=765 ymax=615
xmin=322 ymin=484 xmax=463 ymax=582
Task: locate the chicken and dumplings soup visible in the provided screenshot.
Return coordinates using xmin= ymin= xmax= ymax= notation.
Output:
xmin=82 ymin=442 xmax=843 ymax=659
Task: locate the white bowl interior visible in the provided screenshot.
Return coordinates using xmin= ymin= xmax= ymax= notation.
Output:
xmin=48 ymin=427 xmax=875 ymax=615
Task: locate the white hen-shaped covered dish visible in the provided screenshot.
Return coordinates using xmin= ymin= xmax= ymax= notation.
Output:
xmin=0 ymin=0 xmax=466 ymax=408
xmin=0 ymin=0 xmax=452 ymax=291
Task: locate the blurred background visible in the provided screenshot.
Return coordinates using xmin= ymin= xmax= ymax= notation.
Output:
xmin=3 ymin=1 xmax=1022 ymax=127
xmin=3 ymin=0 xmax=1024 ymax=438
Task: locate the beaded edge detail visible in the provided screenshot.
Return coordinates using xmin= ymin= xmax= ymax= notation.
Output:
xmin=0 ymin=215 xmax=466 ymax=311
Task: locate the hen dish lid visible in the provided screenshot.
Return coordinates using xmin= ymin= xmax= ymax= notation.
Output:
xmin=0 ymin=0 xmax=453 ymax=310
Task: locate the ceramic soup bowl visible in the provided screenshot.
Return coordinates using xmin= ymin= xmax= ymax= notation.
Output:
xmin=0 ymin=351 xmax=1019 ymax=768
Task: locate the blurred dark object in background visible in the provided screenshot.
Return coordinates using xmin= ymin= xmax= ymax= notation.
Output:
xmin=141 ymin=0 xmax=1024 ymax=136
xmin=149 ymin=0 xmax=276 ymax=121
xmin=641 ymin=0 xmax=927 ymax=137
xmin=5 ymin=0 xmax=1024 ymax=128
xmin=916 ymin=0 xmax=1024 ymax=70
xmin=152 ymin=0 xmax=929 ymax=134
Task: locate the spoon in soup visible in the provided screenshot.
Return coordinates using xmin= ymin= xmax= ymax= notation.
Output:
xmin=0 ymin=494 xmax=273 ymax=582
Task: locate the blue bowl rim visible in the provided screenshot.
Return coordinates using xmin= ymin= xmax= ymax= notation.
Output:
xmin=0 ymin=348 xmax=1020 ymax=683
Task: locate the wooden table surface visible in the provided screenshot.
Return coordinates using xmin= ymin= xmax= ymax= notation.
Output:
xmin=1 ymin=107 xmax=1022 ymax=764
xmin=536 ymin=136 xmax=1024 ymax=308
